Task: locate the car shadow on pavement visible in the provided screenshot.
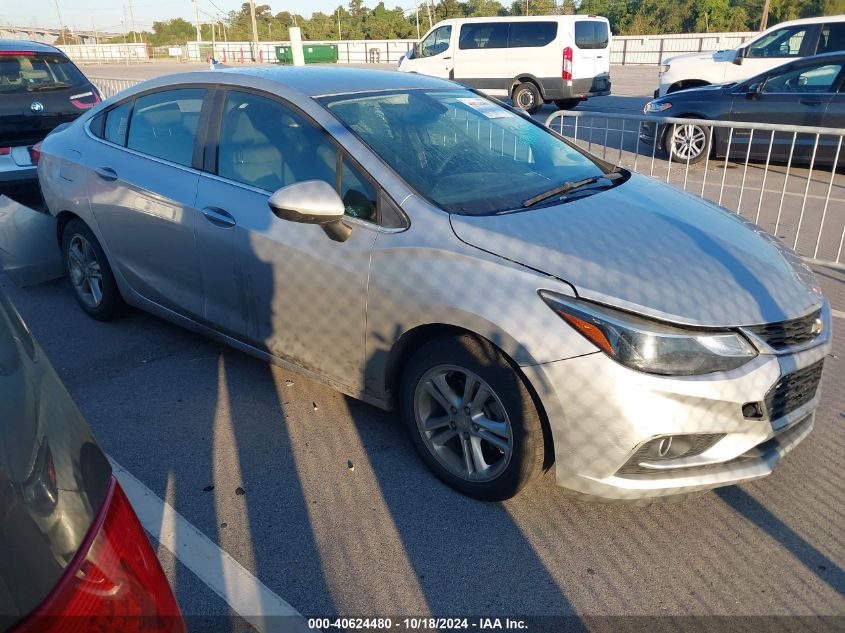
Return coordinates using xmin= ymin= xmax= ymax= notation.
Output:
xmin=715 ymin=486 xmax=845 ymax=599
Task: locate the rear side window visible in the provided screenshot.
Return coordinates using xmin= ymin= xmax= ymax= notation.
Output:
xmin=509 ymin=22 xmax=557 ymax=48
xmin=103 ymin=101 xmax=132 ymax=146
xmin=817 ymin=22 xmax=845 ymax=54
xmin=126 ymin=89 xmax=205 ymax=167
xmin=0 ymin=52 xmax=88 ymax=94
xmin=459 ymin=23 xmax=508 ymax=50
xmin=575 ymin=21 xmax=609 ymax=50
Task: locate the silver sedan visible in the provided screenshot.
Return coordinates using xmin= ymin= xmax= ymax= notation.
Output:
xmin=37 ymin=67 xmax=831 ymax=501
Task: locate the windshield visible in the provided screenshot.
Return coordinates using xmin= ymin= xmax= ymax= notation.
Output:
xmin=0 ymin=52 xmax=88 ymax=94
xmin=319 ymin=89 xmax=607 ymax=215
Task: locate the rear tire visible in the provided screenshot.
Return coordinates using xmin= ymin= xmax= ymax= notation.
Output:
xmin=512 ymin=82 xmax=542 ymax=114
xmin=554 ymin=99 xmax=580 ymax=110
xmin=400 ymin=334 xmax=545 ymax=501
xmin=62 ymin=219 xmax=122 ymax=321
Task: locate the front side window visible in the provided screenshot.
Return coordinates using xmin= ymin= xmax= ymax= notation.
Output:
xmin=0 ymin=52 xmax=87 ymax=94
xmin=509 ymin=22 xmax=557 ymax=48
xmin=218 ymin=91 xmax=377 ymax=222
xmin=575 ymin=21 xmax=609 ymax=50
xmin=459 ymin=23 xmax=508 ymax=50
xmin=762 ymin=63 xmax=843 ymax=94
xmin=421 ymin=25 xmax=452 ymax=57
xmin=320 ymin=89 xmax=605 ymax=216
xmin=746 ymin=26 xmax=808 ymax=58
xmin=126 ymin=89 xmax=205 ymax=167
xmin=817 ymin=22 xmax=845 ymax=54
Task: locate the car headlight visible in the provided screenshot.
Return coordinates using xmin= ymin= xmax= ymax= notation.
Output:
xmin=540 ymin=293 xmax=758 ymax=376
xmin=660 ymin=64 xmax=670 ymax=73
xmin=644 ymin=101 xmax=672 ymax=114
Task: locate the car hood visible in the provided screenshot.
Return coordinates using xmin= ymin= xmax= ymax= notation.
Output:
xmin=664 ymin=49 xmax=737 ymax=66
xmin=449 ymin=174 xmax=823 ymax=327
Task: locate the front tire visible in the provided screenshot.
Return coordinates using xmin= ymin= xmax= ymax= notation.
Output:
xmin=400 ymin=334 xmax=545 ymax=501
xmin=62 ymin=219 xmax=122 ymax=320
xmin=663 ymin=120 xmax=711 ymax=164
xmin=512 ymin=82 xmax=542 ymax=114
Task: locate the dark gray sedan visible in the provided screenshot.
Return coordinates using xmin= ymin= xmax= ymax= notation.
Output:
xmin=640 ymin=51 xmax=845 ymax=164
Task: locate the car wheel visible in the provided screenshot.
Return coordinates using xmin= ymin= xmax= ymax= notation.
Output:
xmin=663 ymin=121 xmax=711 ymax=164
xmin=400 ymin=334 xmax=545 ymax=501
xmin=62 ymin=219 xmax=122 ymax=320
xmin=512 ymin=82 xmax=542 ymax=114
xmin=554 ymin=99 xmax=580 ymax=110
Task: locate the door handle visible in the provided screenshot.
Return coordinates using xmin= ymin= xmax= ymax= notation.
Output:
xmin=443 ymin=56 xmax=452 ymax=60
xmin=201 ymin=206 xmax=236 ymax=228
xmin=94 ymin=166 xmax=118 ymax=181
xmin=800 ymin=98 xmax=825 ymax=106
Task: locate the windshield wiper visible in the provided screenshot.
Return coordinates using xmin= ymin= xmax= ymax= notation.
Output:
xmin=522 ymin=170 xmax=624 ymax=208
xmin=29 ymin=82 xmax=72 ymax=92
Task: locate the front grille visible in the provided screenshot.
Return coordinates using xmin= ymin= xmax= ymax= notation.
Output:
xmin=764 ymin=360 xmax=824 ymax=421
xmin=746 ymin=310 xmax=823 ymax=351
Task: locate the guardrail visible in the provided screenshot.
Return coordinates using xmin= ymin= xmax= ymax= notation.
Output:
xmin=91 ymin=77 xmax=145 ymax=99
xmin=545 ymin=110 xmax=845 ymax=269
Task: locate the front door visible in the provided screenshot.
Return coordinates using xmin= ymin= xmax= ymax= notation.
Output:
xmin=193 ymin=90 xmax=378 ymax=391
xmin=411 ymin=24 xmax=454 ymax=79
xmin=86 ymin=88 xmax=207 ymax=318
xmin=729 ymin=60 xmax=843 ymax=162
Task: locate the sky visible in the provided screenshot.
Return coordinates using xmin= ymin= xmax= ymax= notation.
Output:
xmin=1 ymin=0 xmax=379 ymax=34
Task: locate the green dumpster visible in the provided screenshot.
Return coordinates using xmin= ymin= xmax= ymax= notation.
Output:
xmin=275 ymin=44 xmax=338 ymax=65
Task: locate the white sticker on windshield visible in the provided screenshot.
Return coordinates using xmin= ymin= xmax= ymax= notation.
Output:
xmin=456 ymin=97 xmax=514 ymax=119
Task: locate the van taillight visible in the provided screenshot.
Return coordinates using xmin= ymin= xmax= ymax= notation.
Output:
xmin=563 ymin=47 xmax=573 ymax=81
xmin=29 ymin=142 xmax=42 ymax=165
xmin=11 ymin=477 xmax=186 ymax=633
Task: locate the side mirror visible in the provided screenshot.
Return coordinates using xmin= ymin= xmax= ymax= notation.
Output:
xmin=745 ymin=82 xmax=762 ymax=99
xmin=731 ymin=48 xmax=744 ymax=65
xmin=268 ymin=180 xmax=351 ymax=242
xmin=413 ymin=42 xmax=422 ymax=58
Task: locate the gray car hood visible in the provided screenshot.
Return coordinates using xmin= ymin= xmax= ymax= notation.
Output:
xmin=449 ymin=174 xmax=823 ymax=327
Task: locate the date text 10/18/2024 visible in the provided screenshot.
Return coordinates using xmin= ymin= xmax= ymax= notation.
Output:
xmin=307 ymin=618 xmax=529 ymax=630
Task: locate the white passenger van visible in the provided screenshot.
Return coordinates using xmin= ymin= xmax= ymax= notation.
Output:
xmin=398 ymin=15 xmax=612 ymax=113
xmin=656 ymin=15 xmax=845 ymax=97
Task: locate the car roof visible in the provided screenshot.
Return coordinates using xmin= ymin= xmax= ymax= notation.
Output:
xmin=432 ymin=15 xmax=608 ymax=25
xmin=158 ymin=66 xmax=461 ymax=98
xmin=0 ymin=39 xmax=64 ymax=54
xmin=769 ymin=14 xmax=845 ymax=29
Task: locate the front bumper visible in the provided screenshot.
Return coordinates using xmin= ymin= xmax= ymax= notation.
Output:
xmin=0 ymin=147 xmax=37 ymax=185
xmin=521 ymin=309 xmax=831 ymax=500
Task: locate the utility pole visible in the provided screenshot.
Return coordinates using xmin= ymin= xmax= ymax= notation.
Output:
xmin=337 ymin=7 xmax=341 ymax=40
xmin=53 ymin=0 xmax=64 ymax=44
xmin=525 ymin=0 xmax=529 ymax=16
xmin=425 ymin=0 xmax=433 ymax=30
xmin=91 ymin=17 xmax=98 ymax=44
xmin=121 ymin=18 xmax=126 ymax=43
xmin=193 ymin=0 xmax=201 ymax=42
xmin=128 ymin=0 xmax=137 ymax=43
xmin=759 ymin=0 xmax=770 ymax=31
xmin=248 ymin=0 xmax=259 ymax=62
xmin=414 ymin=3 xmax=420 ymax=40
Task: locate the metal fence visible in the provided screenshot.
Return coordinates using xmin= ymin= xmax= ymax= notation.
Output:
xmin=611 ymin=32 xmax=756 ymax=66
xmin=545 ymin=110 xmax=845 ymax=268
xmin=91 ymin=77 xmax=145 ymax=99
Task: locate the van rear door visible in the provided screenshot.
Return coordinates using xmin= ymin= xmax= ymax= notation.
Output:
xmin=572 ymin=18 xmax=611 ymax=93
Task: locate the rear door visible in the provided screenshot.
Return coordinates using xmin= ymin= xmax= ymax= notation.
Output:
xmin=572 ymin=19 xmax=610 ymax=93
xmin=506 ymin=21 xmax=559 ymax=86
xmin=729 ymin=59 xmax=842 ymax=162
xmin=814 ymin=21 xmax=845 ymax=55
xmin=85 ymin=88 xmax=208 ymax=318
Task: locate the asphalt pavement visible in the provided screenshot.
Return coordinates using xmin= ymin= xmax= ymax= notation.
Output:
xmin=2 ymin=62 xmax=844 ymax=631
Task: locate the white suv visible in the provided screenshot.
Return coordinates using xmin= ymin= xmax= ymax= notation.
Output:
xmin=656 ymin=15 xmax=845 ymax=97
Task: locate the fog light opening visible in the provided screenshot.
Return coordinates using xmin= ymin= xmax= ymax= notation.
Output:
xmin=742 ymin=402 xmax=763 ymax=419
xmin=658 ymin=436 xmax=672 ymax=457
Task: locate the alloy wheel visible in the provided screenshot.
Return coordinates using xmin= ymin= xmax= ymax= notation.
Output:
xmin=67 ymin=234 xmax=103 ymax=309
xmin=414 ymin=365 xmax=513 ymax=482
xmin=669 ymin=123 xmax=708 ymax=162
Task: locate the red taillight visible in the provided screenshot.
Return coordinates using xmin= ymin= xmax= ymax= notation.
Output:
xmin=29 ymin=142 xmax=42 ymax=165
xmin=70 ymin=90 xmax=101 ymax=110
xmin=0 ymin=50 xmax=36 ymax=56
xmin=12 ymin=477 xmax=186 ymax=633
xmin=563 ymin=47 xmax=573 ymax=81
xmin=0 ymin=147 xmax=10 ymax=155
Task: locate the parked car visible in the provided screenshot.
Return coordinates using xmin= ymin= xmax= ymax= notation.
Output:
xmin=0 ymin=286 xmax=185 ymax=632
xmin=641 ymin=52 xmax=845 ymax=164
xmin=398 ymin=15 xmax=611 ymax=113
xmin=0 ymin=40 xmax=100 ymax=200
xmin=38 ymin=67 xmax=830 ymax=502
xmin=656 ymin=15 xmax=845 ymax=97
